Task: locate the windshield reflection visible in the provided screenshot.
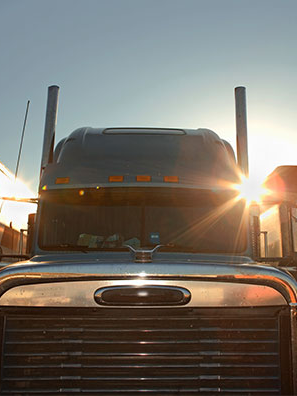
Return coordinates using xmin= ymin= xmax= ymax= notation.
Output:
xmin=39 ymin=188 xmax=247 ymax=254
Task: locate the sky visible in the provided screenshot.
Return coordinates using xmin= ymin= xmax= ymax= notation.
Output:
xmin=0 ymin=0 xmax=296 ymax=196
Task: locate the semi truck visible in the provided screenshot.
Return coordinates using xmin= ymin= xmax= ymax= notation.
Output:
xmin=0 ymin=86 xmax=296 ymax=394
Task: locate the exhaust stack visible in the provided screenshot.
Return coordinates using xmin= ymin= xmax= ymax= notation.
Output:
xmin=39 ymin=85 xmax=60 ymax=185
xmin=235 ymin=86 xmax=249 ymax=177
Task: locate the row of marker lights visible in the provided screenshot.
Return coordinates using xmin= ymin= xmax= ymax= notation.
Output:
xmin=53 ymin=175 xmax=179 ymax=185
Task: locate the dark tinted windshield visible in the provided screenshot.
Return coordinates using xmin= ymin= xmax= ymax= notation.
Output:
xmin=39 ymin=188 xmax=247 ymax=253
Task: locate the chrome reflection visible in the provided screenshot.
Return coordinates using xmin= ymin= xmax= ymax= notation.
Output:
xmin=0 ymin=279 xmax=287 ymax=307
xmin=94 ymin=285 xmax=191 ymax=306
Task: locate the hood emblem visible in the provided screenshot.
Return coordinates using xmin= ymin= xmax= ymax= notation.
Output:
xmin=124 ymin=244 xmax=164 ymax=263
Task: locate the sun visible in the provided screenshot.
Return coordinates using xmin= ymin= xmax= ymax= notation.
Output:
xmin=233 ymin=174 xmax=270 ymax=205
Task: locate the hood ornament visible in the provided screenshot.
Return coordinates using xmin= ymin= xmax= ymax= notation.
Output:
xmin=124 ymin=244 xmax=164 ymax=263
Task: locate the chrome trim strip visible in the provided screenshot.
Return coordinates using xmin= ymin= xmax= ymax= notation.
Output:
xmin=40 ymin=183 xmax=230 ymax=190
xmin=0 ymin=279 xmax=286 ymax=307
xmin=290 ymin=303 xmax=297 ymax=394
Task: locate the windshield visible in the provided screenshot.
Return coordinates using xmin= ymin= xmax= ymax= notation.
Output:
xmin=39 ymin=188 xmax=247 ymax=253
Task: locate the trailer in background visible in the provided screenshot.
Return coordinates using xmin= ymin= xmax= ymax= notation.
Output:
xmin=0 ymin=221 xmax=27 ymax=257
xmin=0 ymin=162 xmax=30 ymax=262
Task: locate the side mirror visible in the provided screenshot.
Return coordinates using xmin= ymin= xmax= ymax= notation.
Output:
xmin=250 ymin=212 xmax=261 ymax=259
xmin=26 ymin=213 xmax=36 ymax=255
xmin=250 ymin=202 xmax=285 ymax=261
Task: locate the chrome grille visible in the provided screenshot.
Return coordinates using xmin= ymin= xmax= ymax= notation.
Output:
xmin=0 ymin=307 xmax=291 ymax=395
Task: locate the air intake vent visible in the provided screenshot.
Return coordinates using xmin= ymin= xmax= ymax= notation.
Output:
xmin=0 ymin=306 xmax=292 ymax=395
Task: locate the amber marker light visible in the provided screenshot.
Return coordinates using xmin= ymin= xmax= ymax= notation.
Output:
xmin=109 ymin=175 xmax=124 ymax=182
xmin=136 ymin=175 xmax=151 ymax=182
xmin=55 ymin=177 xmax=70 ymax=184
xmin=164 ymin=176 xmax=179 ymax=183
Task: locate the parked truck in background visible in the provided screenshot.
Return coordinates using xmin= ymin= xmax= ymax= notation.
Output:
xmin=0 ymin=162 xmax=28 ymax=260
xmin=0 ymin=221 xmax=26 ymax=259
xmin=0 ymin=86 xmax=296 ymax=394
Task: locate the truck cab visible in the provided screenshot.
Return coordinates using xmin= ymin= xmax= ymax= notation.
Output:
xmin=34 ymin=127 xmax=247 ymax=257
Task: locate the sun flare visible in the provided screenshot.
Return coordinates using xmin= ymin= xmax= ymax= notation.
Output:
xmin=233 ymin=174 xmax=270 ymax=205
xmin=0 ymin=163 xmax=36 ymax=230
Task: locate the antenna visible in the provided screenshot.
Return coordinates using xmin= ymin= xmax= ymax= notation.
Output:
xmin=15 ymin=100 xmax=30 ymax=180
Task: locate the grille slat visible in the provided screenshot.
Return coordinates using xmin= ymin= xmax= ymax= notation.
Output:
xmin=3 ymin=366 xmax=279 ymax=378
xmin=0 ymin=306 xmax=291 ymax=394
xmin=2 ymin=377 xmax=281 ymax=392
xmin=6 ymin=328 xmax=278 ymax=342
xmin=0 ymin=388 xmax=282 ymax=395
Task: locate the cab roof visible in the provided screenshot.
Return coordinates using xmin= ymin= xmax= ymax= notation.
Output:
xmin=40 ymin=127 xmax=239 ymax=190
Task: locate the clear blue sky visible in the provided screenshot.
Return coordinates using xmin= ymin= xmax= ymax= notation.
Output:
xmin=0 ymin=0 xmax=296 ymax=194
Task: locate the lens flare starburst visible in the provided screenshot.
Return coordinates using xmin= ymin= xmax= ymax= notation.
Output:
xmin=0 ymin=163 xmax=36 ymax=230
xmin=233 ymin=174 xmax=271 ymax=205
